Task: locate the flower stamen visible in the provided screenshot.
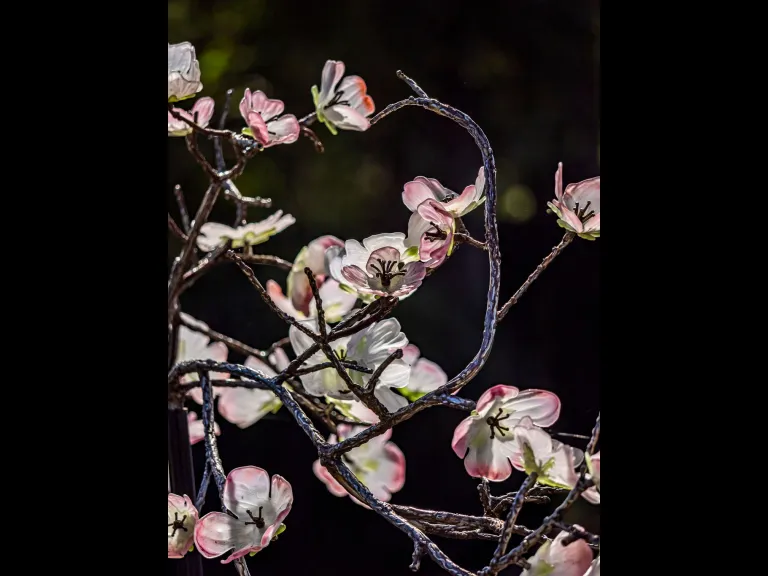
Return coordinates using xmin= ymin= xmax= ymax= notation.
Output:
xmin=486 ymin=408 xmax=511 ymax=439
xmin=424 ymin=222 xmax=447 ymax=242
xmin=368 ymin=258 xmax=406 ymax=288
xmin=245 ymin=507 xmax=265 ymax=529
xmin=168 ymin=512 xmax=188 ymax=537
xmin=573 ymin=201 xmax=595 ymax=223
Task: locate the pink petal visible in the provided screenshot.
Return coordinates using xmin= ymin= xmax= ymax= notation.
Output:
xmin=505 ymin=389 xmax=562 ymax=427
xmin=266 ymin=280 xmax=301 ymax=318
xmin=559 ymin=207 xmax=584 ymax=233
xmin=451 ymin=417 xmax=474 ymax=458
xmin=401 ymin=344 xmax=420 ymax=365
xmin=476 ymin=384 xmax=520 ymax=413
xmin=191 ymin=97 xmax=215 ymax=128
xmin=306 ymin=235 xmax=344 ymax=274
xmin=194 ymin=512 xmax=259 ymax=561
xmin=224 ymin=466 xmax=270 ymax=505
xmin=313 ymin=459 xmax=348 ymax=497
xmin=402 ymin=180 xmax=440 ymax=212
xmin=583 ymin=212 xmax=600 ymax=233
xmin=246 ymin=111 xmax=270 ymax=145
xmin=341 ymin=264 xmax=370 ymax=288
xmin=239 ymin=88 xmax=252 ymax=122
xmin=265 ymin=115 xmax=300 ymax=147
xmin=464 ymin=439 xmax=513 ymax=482
xmin=249 ymin=90 xmax=284 ymax=121
xmin=382 ymin=443 xmax=406 ymax=493
xmin=548 ymin=530 xmax=594 ymax=575
xmin=555 ymin=162 xmax=564 ymax=201
xmin=270 ymin=474 xmax=294 ymax=525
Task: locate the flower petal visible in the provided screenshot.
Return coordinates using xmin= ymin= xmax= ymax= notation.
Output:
xmin=503 ymin=389 xmax=562 ymax=427
xmin=270 ymin=474 xmax=294 ymax=524
xmin=222 ymin=466 xmax=271 ymax=517
xmin=324 ymin=104 xmax=370 ymax=131
xmin=246 ymin=111 xmax=270 ymax=145
xmin=409 ymin=358 xmax=448 ymax=393
xmin=464 ymin=436 xmax=513 ymax=481
xmin=319 ymin=60 xmax=345 ymax=105
xmin=265 ymin=115 xmax=300 ymax=146
xmin=402 ymin=178 xmax=445 ymax=211
xmin=375 ymin=386 xmax=409 ymax=412
xmin=313 ymin=459 xmax=348 ymax=496
xmin=217 ymin=387 xmax=279 ymax=429
xmin=266 ymin=280 xmax=301 ymax=319
xmin=194 ymin=512 xmax=258 ymax=561
xmin=476 ymin=385 xmax=520 ymax=414
xmin=554 ymin=162 xmax=564 ymax=201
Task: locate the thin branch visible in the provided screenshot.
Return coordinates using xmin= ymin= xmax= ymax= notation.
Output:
xmin=497 ymin=232 xmax=575 ymax=321
xmin=174 ymin=184 xmax=191 ymax=233
xmin=482 ymin=472 xmax=538 ymax=575
xmin=168 ymin=213 xmax=187 ymax=241
xmin=454 ymin=233 xmax=487 ymax=250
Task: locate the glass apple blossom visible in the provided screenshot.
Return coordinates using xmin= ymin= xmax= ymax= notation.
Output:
xmin=313 ymin=425 xmax=405 ymax=505
xmin=168 ymin=493 xmax=199 ymax=558
xmin=452 ymin=385 xmax=561 ymax=481
xmin=520 ymin=529 xmax=594 ymax=576
xmin=239 ymin=89 xmax=300 ymax=148
xmin=168 ymin=97 xmax=215 ymax=137
xmin=287 ymin=235 xmax=346 ymax=314
xmin=168 ymin=42 xmax=203 ymax=102
xmin=547 ymin=162 xmax=600 ymax=240
xmin=329 ymin=233 xmax=426 ymax=300
xmin=196 ymin=211 xmax=296 ymax=253
xmin=312 ymin=59 xmax=375 ymax=134
xmin=289 ymin=317 xmax=410 ymax=412
xmin=405 ymin=198 xmax=456 ymax=269
xmin=195 ymin=467 xmax=293 ymax=563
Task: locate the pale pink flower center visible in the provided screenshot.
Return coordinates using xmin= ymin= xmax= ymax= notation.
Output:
xmin=485 ymin=407 xmax=512 ymax=439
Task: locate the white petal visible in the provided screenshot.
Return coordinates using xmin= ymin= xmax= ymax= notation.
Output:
xmin=362 ymin=232 xmax=407 ymax=255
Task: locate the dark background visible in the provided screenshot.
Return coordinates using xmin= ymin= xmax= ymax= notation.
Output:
xmin=168 ymin=0 xmax=600 ymax=573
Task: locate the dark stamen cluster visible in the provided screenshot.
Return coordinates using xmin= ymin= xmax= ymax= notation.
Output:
xmin=369 ymin=258 xmax=406 ymax=288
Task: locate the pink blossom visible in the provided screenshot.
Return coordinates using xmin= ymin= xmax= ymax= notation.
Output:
xmin=405 ymin=199 xmax=456 ymax=268
xmin=402 ymin=168 xmax=486 ymax=218
xmin=312 ymin=60 xmax=375 ymax=134
xmin=217 ymin=350 xmax=289 ymax=429
xmin=521 ymin=529 xmax=594 ymax=576
xmin=188 ymin=411 xmax=220 ymax=445
xmin=239 ymin=89 xmax=300 ymax=148
xmin=400 ymin=344 xmax=448 ymax=400
xmin=451 ymin=385 xmax=561 ymax=482
xmin=287 ymin=235 xmax=345 ymax=315
xmin=547 ymin=163 xmax=600 ymax=239
xmin=195 ymin=467 xmax=293 ymax=563
xmin=175 ymin=314 xmax=229 ymax=405
xmin=328 ymin=233 xmax=426 ymax=300
xmin=168 ymin=493 xmax=199 ymax=558
xmin=168 ymin=97 xmax=215 ymax=137
xmin=313 ymin=425 xmax=405 ymax=506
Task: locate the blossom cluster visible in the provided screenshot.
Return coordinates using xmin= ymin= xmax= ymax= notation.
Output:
xmin=168 ymin=40 xmax=601 ymax=572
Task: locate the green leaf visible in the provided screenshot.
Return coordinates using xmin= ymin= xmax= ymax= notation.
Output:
xmin=398 ymin=388 xmax=424 ymax=402
xmin=402 ymin=245 xmax=420 ymax=262
xmin=276 ymin=523 xmax=287 ymax=536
